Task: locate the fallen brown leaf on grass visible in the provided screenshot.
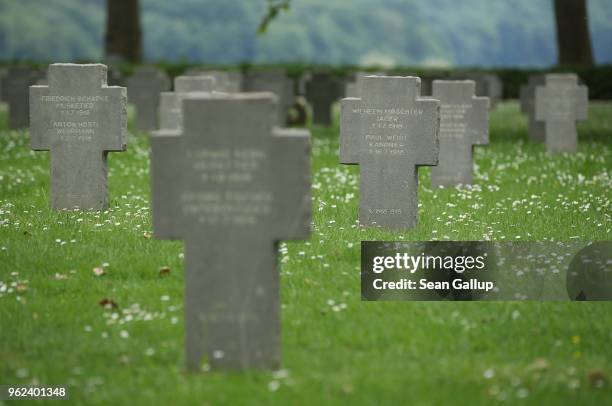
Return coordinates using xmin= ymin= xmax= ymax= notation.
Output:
xmin=588 ymin=369 xmax=607 ymax=388
xmin=99 ymin=298 xmax=118 ymax=309
xmin=159 ymin=266 xmax=171 ymax=277
xmin=15 ymin=283 xmax=28 ymax=292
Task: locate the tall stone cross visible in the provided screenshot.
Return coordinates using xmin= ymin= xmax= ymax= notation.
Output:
xmin=159 ymin=76 xmax=217 ymax=130
xmin=535 ymin=74 xmax=588 ymax=153
xmin=2 ymin=67 xmax=37 ymax=129
xmin=430 ymin=80 xmax=489 ymax=188
xmin=127 ymin=67 xmax=170 ymax=131
xmin=340 ymin=76 xmax=440 ymax=230
xmin=30 ymin=64 xmax=127 ymax=210
xmin=305 ymin=73 xmax=343 ymax=126
xmin=519 ymin=74 xmax=546 ymax=142
xmin=151 ymin=93 xmax=311 ymax=370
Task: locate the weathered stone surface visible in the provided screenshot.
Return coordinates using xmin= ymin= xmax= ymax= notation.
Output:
xmin=340 ymin=76 xmax=440 ymax=229
xmin=151 ymin=92 xmax=311 ymax=370
xmin=126 ymin=66 xmax=170 ymax=131
xmin=345 ymin=71 xmax=383 ymax=98
xmin=305 ymin=73 xmax=343 ymax=126
xmin=30 ymin=63 xmax=127 ymax=210
xmin=430 ymin=80 xmax=489 ymax=188
xmin=2 ymin=66 xmax=38 ymax=128
xmin=535 ymin=74 xmax=588 ymax=153
xmin=159 ymin=76 xmax=217 ymax=130
xmin=519 ymin=74 xmax=546 ymax=142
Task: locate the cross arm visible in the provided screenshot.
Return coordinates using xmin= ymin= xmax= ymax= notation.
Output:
xmin=151 ymin=130 xmax=185 ymax=239
xmin=29 ymin=85 xmax=51 ymax=151
xmin=272 ymin=128 xmax=311 ymax=241
xmin=339 ymin=97 xmax=362 ymax=164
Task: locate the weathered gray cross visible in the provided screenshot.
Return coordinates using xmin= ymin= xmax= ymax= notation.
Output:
xmin=30 ymin=64 xmax=127 ymax=210
xmin=519 ymin=74 xmax=546 ymax=142
xmin=340 ymin=76 xmax=439 ymax=230
xmin=535 ymin=74 xmax=588 ymax=153
xmin=151 ymin=93 xmax=311 ymax=370
xmin=127 ymin=67 xmax=170 ymax=131
xmin=430 ymin=80 xmax=489 ymax=188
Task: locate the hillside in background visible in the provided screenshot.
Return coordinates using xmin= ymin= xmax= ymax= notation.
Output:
xmin=0 ymin=0 xmax=611 ymax=67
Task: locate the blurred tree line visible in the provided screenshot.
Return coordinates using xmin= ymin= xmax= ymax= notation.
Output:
xmin=0 ymin=0 xmax=610 ymax=67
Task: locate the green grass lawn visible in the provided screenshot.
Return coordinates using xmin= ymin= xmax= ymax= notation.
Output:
xmin=0 ymin=101 xmax=611 ymax=405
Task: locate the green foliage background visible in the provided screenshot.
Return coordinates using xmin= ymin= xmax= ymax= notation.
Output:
xmin=0 ymin=0 xmax=611 ymax=67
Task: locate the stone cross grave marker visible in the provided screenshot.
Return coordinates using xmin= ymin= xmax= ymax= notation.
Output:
xmin=151 ymin=93 xmax=311 ymax=370
xmin=520 ymin=74 xmax=546 ymax=142
xmin=340 ymin=76 xmax=440 ymax=229
xmin=430 ymin=80 xmax=489 ymax=188
xmin=2 ymin=67 xmax=37 ymax=129
xmin=159 ymin=76 xmax=217 ymax=130
xmin=243 ymin=70 xmax=294 ymax=125
xmin=30 ymin=64 xmax=127 ymax=210
xmin=305 ymin=73 xmax=343 ymax=126
xmin=127 ymin=66 xmax=170 ymax=131
xmin=535 ymin=74 xmax=588 ymax=153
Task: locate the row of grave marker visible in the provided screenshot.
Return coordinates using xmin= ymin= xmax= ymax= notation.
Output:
xmin=4 ymin=66 xmax=513 ymax=129
xmin=21 ymin=63 xmax=589 ymax=371
xmin=28 ymin=63 xmax=310 ymax=371
xmin=22 ymin=64 xmax=593 ymax=232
